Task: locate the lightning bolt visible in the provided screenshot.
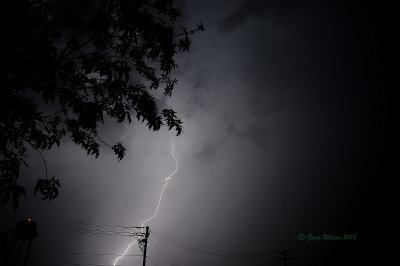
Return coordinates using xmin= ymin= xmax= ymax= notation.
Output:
xmin=113 ymin=141 xmax=178 ymax=266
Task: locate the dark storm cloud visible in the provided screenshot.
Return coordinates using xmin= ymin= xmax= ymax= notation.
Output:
xmin=193 ymin=112 xmax=270 ymax=162
xmin=221 ymin=112 xmax=270 ymax=150
xmin=180 ymin=67 xmax=210 ymax=118
xmin=193 ymin=138 xmax=225 ymax=162
xmin=191 ymin=68 xmax=210 ymax=91
xmin=1 ymin=0 xmax=385 ymax=265
xmin=218 ymin=1 xmax=266 ymax=33
xmin=229 ymin=0 xmax=374 ymax=137
xmin=186 ymin=69 xmax=209 ymax=110
xmin=192 ymin=113 xmax=235 ymax=162
xmin=187 ymin=94 xmax=207 ymax=110
xmin=182 ymin=97 xmax=205 ymax=118
xmin=218 ymin=0 xmax=302 ymax=33
xmin=240 ymin=123 xmax=269 ymax=149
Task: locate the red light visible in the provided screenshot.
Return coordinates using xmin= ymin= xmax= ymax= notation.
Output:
xmin=27 ymin=218 xmax=31 ymax=222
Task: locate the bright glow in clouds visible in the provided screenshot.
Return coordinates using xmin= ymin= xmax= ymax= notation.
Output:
xmin=113 ymin=141 xmax=179 ymax=266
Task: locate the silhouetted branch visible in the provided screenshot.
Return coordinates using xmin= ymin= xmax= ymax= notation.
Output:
xmin=95 ymin=135 xmax=112 ymax=150
xmin=25 ymin=141 xmax=48 ymax=180
xmin=0 ymin=0 xmax=203 ymax=209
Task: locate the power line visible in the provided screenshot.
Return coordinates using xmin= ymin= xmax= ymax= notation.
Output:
xmin=27 ymin=220 xmax=276 ymax=262
xmin=33 ymin=250 xmax=143 ymax=257
xmin=152 ymin=237 xmax=179 ymax=265
xmin=40 ymin=225 xmax=133 ymax=237
xmin=41 ymin=227 xmax=132 ymax=237
xmin=277 ymin=248 xmax=294 ymax=266
xmin=38 ymin=219 xmax=140 ymax=229
xmin=30 ymin=262 xmax=129 ymax=266
xmin=33 ymin=220 xmax=271 ymax=257
xmin=150 ymin=235 xmax=272 ymax=258
xmin=42 ymin=224 xmax=132 ymax=234
xmin=150 ymin=231 xmax=275 ymax=257
xmin=147 ymin=256 xmax=179 ymax=266
xmin=151 ymin=229 xmax=272 ymax=255
xmin=148 ymin=238 xmax=176 ymax=266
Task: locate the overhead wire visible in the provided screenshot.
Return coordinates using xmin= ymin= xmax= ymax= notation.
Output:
xmin=29 ymin=262 xmax=127 ymax=266
xmin=147 ymin=256 xmax=179 ymax=266
xmin=150 ymin=232 xmax=276 ymax=258
xmin=38 ymin=220 xmax=131 ymax=228
xmin=151 ymin=236 xmax=179 ymax=266
xmin=148 ymin=237 xmax=176 ymax=266
xmin=40 ymin=225 xmax=133 ymax=237
xmin=150 ymin=235 xmax=257 ymax=257
xmin=151 ymin=229 xmax=262 ymax=254
xmin=38 ymin=221 xmax=145 ymax=237
xmin=29 ymin=250 xmax=142 ymax=266
xmin=27 ymin=219 xmax=276 ymax=260
xmin=42 ymin=224 xmax=131 ymax=234
xmin=33 ymin=250 xmax=142 ymax=257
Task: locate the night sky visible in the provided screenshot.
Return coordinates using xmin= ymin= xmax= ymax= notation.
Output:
xmin=1 ymin=0 xmax=393 ymax=265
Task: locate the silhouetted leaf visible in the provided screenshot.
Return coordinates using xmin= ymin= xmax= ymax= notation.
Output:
xmin=0 ymin=0 xmax=204 ymax=209
xmin=112 ymin=143 xmax=126 ymax=161
xmin=34 ymin=177 xmax=61 ymax=202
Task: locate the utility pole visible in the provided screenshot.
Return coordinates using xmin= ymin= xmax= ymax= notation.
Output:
xmin=142 ymin=226 xmax=150 ymax=266
xmin=277 ymin=248 xmax=293 ymax=266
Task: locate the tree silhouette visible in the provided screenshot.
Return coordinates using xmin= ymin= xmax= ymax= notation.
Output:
xmin=0 ymin=0 xmax=204 ymax=209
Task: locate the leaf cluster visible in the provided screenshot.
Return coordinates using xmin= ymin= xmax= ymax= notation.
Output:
xmin=34 ymin=176 xmax=61 ymax=201
xmin=0 ymin=0 xmax=204 ymax=209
